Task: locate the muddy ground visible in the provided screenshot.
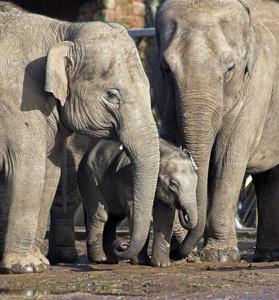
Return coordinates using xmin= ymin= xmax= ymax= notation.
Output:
xmin=0 ymin=229 xmax=279 ymax=299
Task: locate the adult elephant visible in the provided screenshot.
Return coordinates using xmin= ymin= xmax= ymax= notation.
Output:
xmin=153 ymin=0 xmax=279 ymax=263
xmin=0 ymin=0 xmax=91 ymax=266
xmin=0 ymin=12 xmax=159 ymax=274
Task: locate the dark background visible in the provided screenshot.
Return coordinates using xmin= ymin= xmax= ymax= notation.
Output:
xmin=4 ymin=0 xmax=99 ymax=21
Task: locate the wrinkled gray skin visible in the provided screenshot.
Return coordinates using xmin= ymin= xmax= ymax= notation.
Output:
xmin=153 ymin=0 xmax=279 ymax=263
xmin=77 ymin=138 xmax=198 ymax=267
xmin=0 ymin=12 xmax=160 ymax=274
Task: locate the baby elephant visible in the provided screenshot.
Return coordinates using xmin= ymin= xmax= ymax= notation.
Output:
xmin=77 ymin=138 xmax=198 ymax=267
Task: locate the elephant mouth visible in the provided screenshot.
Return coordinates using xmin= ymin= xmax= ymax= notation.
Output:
xmin=178 ymin=208 xmax=192 ymax=230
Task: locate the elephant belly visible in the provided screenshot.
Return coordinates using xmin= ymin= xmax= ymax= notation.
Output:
xmin=247 ymin=117 xmax=279 ymax=174
xmin=247 ymin=148 xmax=279 ymax=175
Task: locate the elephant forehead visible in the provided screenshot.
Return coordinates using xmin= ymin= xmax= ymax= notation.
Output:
xmin=159 ymin=0 xmax=246 ymax=27
xmin=162 ymin=159 xmax=193 ymax=175
xmin=81 ymin=43 xmax=146 ymax=84
xmin=161 ymin=0 xmax=243 ymax=13
xmin=171 ymin=172 xmax=192 ymax=188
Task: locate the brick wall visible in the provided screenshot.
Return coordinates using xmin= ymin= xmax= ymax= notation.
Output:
xmin=102 ymin=0 xmax=145 ymax=29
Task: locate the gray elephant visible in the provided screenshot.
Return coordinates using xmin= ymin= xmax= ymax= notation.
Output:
xmin=0 ymin=0 xmax=92 ymax=266
xmin=0 ymin=11 xmax=160 ymax=274
xmin=0 ymin=1 xmax=99 ymax=266
xmin=77 ymin=138 xmax=198 ymax=267
xmin=153 ymin=0 xmax=279 ymax=263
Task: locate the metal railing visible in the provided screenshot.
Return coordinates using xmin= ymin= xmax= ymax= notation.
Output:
xmin=128 ymin=28 xmax=155 ymax=46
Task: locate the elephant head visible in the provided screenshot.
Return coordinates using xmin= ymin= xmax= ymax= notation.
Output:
xmin=45 ymin=22 xmax=160 ymax=260
xmin=156 ymin=139 xmax=198 ymax=231
xmin=154 ymin=0 xmax=257 ymax=257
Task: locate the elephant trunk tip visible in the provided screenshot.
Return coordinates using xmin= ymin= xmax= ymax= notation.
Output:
xmin=111 ymin=239 xmax=135 ymax=260
xmin=178 ymin=208 xmax=197 ymax=230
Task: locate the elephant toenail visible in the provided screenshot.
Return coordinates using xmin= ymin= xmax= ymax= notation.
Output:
xmin=42 ymin=263 xmax=50 ymax=270
xmin=34 ymin=264 xmax=44 ymax=273
xmin=19 ymin=265 xmax=33 ymax=274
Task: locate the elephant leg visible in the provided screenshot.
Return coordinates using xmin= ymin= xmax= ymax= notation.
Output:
xmin=49 ymin=134 xmax=91 ymax=263
xmin=47 ymin=194 xmax=78 ymax=265
xmin=150 ymin=201 xmax=175 ymax=267
xmin=252 ymin=167 xmax=279 ymax=262
xmin=200 ymin=163 xmax=246 ymax=263
xmin=0 ymin=157 xmax=46 ymax=274
xmin=47 ymin=141 xmax=78 ymax=264
xmin=86 ymin=201 xmax=108 ymax=263
xmin=0 ymin=175 xmax=7 ymax=260
xmin=33 ymin=150 xmax=63 ymax=267
xmin=103 ymin=216 xmax=123 ymax=264
xmin=130 ymin=235 xmax=150 ymax=266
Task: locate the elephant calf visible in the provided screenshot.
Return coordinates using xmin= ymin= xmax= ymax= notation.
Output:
xmin=77 ymin=138 xmax=198 ymax=267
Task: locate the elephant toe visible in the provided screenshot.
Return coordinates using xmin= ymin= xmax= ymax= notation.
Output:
xmin=150 ymin=256 xmax=171 ymax=267
xmin=33 ymin=263 xmax=50 ymax=273
xmin=0 ymin=262 xmax=50 ymax=274
xmin=14 ymin=264 xmax=47 ymax=274
xmin=199 ymin=248 xmax=241 ymax=263
xmin=88 ymin=253 xmax=107 ymax=263
xmin=253 ymin=249 xmax=279 ymax=262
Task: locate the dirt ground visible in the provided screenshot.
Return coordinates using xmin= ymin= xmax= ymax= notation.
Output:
xmin=0 ymin=229 xmax=279 ymax=299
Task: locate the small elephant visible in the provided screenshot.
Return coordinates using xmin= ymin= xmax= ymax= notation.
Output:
xmin=77 ymin=138 xmax=198 ymax=267
xmin=0 ymin=10 xmax=160 ymax=274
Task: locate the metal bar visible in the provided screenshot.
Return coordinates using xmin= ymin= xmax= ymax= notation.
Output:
xmin=128 ymin=28 xmax=155 ymax=47
xmin=128 ymin=28 xmax=155 ymax=38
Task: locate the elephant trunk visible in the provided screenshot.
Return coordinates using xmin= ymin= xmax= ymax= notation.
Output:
xmin=177 ymin=156 xmax=210 ymax=257
xmin=175 ymin=91 xmax=222 ymax=257
xmin=178 ymin=192 xmax=198 ymax=231
xmin=112 ymin=109 xmax=160 ymax=260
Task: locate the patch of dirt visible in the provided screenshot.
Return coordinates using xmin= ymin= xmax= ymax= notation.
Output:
xmin=1 ymin=230 xmax=279 ymax=299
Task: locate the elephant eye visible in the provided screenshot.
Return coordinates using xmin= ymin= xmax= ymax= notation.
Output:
xmin=160 ymin=55 xmax=171 ymax=79
xmin=169 ymin=179 xmax=179 ymax=191
xmin=228 ymin=61 xmax=235 ymax=71
xmin=224 ymin=61 xmax=235 ymax=83
xmin=106 ymin=89 xmax=120 ymax=103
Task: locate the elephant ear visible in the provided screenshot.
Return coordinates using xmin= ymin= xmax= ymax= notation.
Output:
xmin=183 ymin=149 xmax=198 ymax=172
xmin=246 ymin=24 xmax=257 ymax=78
xmin=45 ymin=41 xmax=74 ymax=106
xmin=238 ymin=0 xmax=258 ymax=78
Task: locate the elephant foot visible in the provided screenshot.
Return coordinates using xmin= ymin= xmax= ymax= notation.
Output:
xmin=88 ymin=251 xmax=107 ymax=263
xmin=34 ymin=249 xmax=51 ymax=265
xmin=150 ymin=255 xmax=171 ymax=267
xmin=198 ymin=247 xmax=241 ymax=263
xmin=47 ymin=246 xmax=78 ymax=265
xmin=0 ymin=253 xmax=50 ymax=274
xmin=253 ymin=249 xmax=279 ymax=262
